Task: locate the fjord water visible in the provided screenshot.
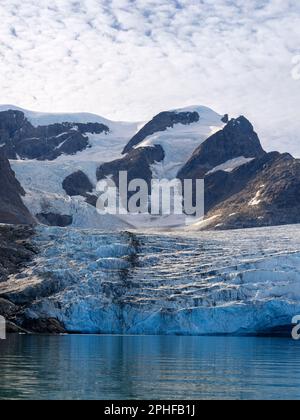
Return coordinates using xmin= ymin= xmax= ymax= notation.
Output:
xmin=0 ymin=335 xmax=300 ymax=400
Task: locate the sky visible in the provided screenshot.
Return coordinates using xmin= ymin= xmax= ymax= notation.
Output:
xmin=1 ymin=0 xmax=300 ymax=155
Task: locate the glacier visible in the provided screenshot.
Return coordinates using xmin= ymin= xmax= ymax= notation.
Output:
xmin=2 ymin=224 xmax=300 ymax=336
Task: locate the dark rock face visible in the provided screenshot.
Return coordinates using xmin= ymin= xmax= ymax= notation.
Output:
xmin=203 ymin=153 xmax=300 ymax=229
xmin=222 ymin=114 xmax=229 ymax=124
xmin=62 ymin=170 xmax=94 ymax=197
xmin=97 ymin=145 xmax=165 ymax=188
xmin=0 ymin=298 xmax=17 ymax=317
xmin=85 ymin=194 xmax=99 ymax=207
xmin=178 ymin=116 xmax=266 ymax=179
xmin=204 ymin=152 xmax=279 ymax=213
xmin=123 ymin=111 xmax=200 ymax=154
xmin=0 ymin=298 xmax=31 ymax=334
xmin=96 ymin=145 xmax=165 ymax=212
xmin=0 ymin=225 xmax=36 ymax=283
xmin=36 ymin=213 xmax=73 ymax=227
xmin=0 ymin=110 xmax=109 ymax=161
xmin=0 ymin=149 xmax=35 ymax=225
xmin=15 ymin=131 xmax=90 ymax=161
xmin=22 ymin=318 xmax=66 ymax=334
xmin=0 ymin=225 xmax=65 ymax=334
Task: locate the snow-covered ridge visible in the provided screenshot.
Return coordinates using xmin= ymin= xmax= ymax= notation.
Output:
xmin=172 ymin=105 xmax=223 ymax=120
xmin=3 ymin=224 xmax=300 ymax=335
xmin=0 ymin=104 xmax=136 ymax=132
xmin=135 ymin=106 xmax=225 ymax=179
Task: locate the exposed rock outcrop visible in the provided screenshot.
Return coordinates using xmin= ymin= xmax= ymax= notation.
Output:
xmin=62 ymin=170 xmax=94 ymax=197
xmin=21 ymin=318 xmax=66 ymax=334
xmin=0 ymin=298 xmax=18 ymax=317
xmin=0 ymin=225 xmax=66 ymax=334
xmin=204 ymin=152 xmax=279 ymax=213
xmin=0 ymin=149 xmax=35 ymax=225
xmin=36 ymin=213 xmax=73 ymax=227
xmin=202 ymin=152 xmax=300 ymax=230
xmin=97 ymin=145 xmax=165 ymax=188
xmin=0 ymin=225 xmax=36 ymax=282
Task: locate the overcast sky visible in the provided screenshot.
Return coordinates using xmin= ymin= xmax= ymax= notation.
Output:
xmin=1 ymin=0 xmax=300 ymax=155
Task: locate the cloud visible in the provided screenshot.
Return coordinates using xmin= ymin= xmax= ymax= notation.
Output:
xmin=0 ymin=0 xmax=300 ymax=155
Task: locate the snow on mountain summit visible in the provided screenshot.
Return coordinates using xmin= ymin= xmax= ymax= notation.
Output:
xmin=122 ymin=105 xmax=225 ymax=179
xmin=0 ymin=104 xmax=120 ymax=128
xmin=171 ymin=104 xmax=224 ymax=119
xmin=0 ymin=104 xmax=140 ymax=140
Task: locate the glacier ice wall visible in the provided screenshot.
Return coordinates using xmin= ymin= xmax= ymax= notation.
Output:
xmin=2 ymin=225 xmax=300 ymax=335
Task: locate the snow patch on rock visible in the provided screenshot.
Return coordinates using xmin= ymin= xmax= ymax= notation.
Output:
xmin=249 ymin=187 xmax=265 ymax=207
xmin=207 ymin=156 xmax=255 ymax=175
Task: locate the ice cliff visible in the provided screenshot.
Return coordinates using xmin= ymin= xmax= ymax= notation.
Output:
xmin=1 ymin=225 xmax=300 ymax=336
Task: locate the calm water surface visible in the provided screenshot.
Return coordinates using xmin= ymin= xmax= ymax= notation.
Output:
xmin=0 ymin=335 xmax=300 ymax=400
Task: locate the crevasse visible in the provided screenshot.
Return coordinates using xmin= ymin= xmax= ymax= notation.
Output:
xmin=3 ymin=225 xmax=300 ymax=335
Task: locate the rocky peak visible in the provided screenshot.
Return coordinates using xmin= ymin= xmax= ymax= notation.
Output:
xmin=178 ymin=116 xmax=266 ymax=179
xmin=0 ymin=110 xmax=29 ymax=133
xmin=226 ymin=115 xmax=254 ymax=132
xmin=122 ymin=111 xmax=200 ymax=154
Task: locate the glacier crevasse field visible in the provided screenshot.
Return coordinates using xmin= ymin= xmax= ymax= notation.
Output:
xmin=2 ymin=225 xmax=300 ymax=335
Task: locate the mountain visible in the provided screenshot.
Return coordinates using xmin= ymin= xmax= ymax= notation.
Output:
xmin=0 ymin=147 xmax=34 ymax=225
xmin=0 ymin=105 xmax=139 ymax=230
xmin=102 ymin=110 xmax=300 ymax=230
xmin=96 ymin=105 xmax=225 ymax=190
xmin=121 ymin=106 xmax=225 ymax=179
xmin=1 ymin=104 xmax=300 ymax=231
xmin=98 ymin=111 xmax=264 ymax=189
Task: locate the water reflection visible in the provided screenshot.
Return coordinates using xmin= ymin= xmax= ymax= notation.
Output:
xmin=0 ymin=335 xmax=300 ymax=400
